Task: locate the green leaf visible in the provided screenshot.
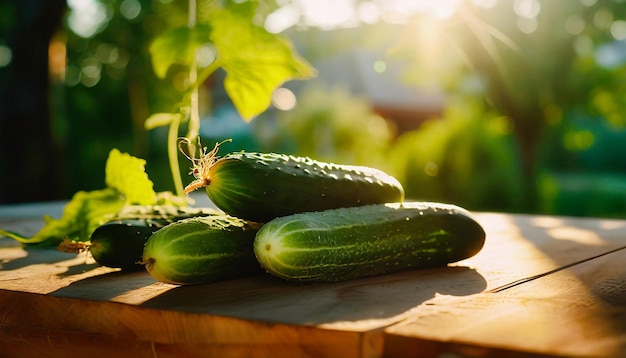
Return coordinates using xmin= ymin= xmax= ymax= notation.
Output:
xmin=0 ymin=150 xmax=165 ymax=248
xmin=0 ymin=188 xmax=124 ymax=247
xmin=105 ymin=149 xmax=156 ymax=205
xmin=210 ymin=7 xmax=316 ymax=120
xmin=145 ymin=112 xmax=183 ymax=130
xmin=149 ymin=24 xmax=212 ymax=79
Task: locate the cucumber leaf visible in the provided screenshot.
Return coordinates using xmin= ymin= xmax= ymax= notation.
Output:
xmin=210 ymin=6 xmax=316 ymax=120
xmin=0 ymin=150 xmax=162 ymax=248
xmin=0 ymin=188 xmax=124 ymax=247
xmin=149 ymin=25 xmax=212 ymax=79
xmin=105 ymin=148 xmax=156 ymax=205
xmin=148 ymin=3 xmax=315 ymax=120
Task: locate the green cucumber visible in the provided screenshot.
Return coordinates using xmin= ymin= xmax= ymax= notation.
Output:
xmin=89 ymin=205 xmax=221 ymax=270
xmin=89 ymin=219 xmax=162 ymax=271
xmin=254 ymin=201 xmax=486 ymax=283
xmin=142 ymin=215 xmax=263 ymax=285
xmin=182 ymin=144 xmax=404 ymax=222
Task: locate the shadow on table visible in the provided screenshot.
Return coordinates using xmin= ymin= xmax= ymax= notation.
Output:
xmin=57 ymin=261 xmax=102 ymax=276
xmin=139 ymin=266 xmax=487 ymax=326
xmin=509 ymin=214 xmax=626 ymax=305
xmin=0 ymin=247 xmax=98 ymax=272
xmin=50 ymin=269 xmax=160 ymax=301
xmin=488 ymin=214 xmax=626 ymax=356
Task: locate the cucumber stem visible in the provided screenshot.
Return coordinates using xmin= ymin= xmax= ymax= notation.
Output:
xmin=56 ymin=238 xmax=90 ymax=254
xmin=138 ymin=257 xmax=155 ymax=270
xmin=178 ymin=137 xmax=231 ymax=194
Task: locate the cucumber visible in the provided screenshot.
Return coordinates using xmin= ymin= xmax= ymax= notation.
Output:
xmin=253 ymin=201 xmax=486 ymax=283
xmin=88 ymin=205 xmax=221 ymax=270
xmin=183 ymin=147 xmax=404 ymax=222
xmin=89 ymin=219 xmax=162 ymax=271
xmin=142 ymin=215 xmax=263 ymax=285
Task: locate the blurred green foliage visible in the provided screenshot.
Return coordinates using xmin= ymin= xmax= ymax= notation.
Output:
xmin=254 ymin=84 xmax=395 ymax=172
xmin=59 ymin=0 xmax=186 ymax=196
xmin=3 ymin=0 xmax=626 ymax=218
xmin=29 ymin=0 xmax=311 ymax=197
xmin=538 ymin=170 xmax=626 ymax=218
xmin=388 ymin=98 xmax=524 ymax=212
xmin=382 ymin=0 xmax=626 ymax=217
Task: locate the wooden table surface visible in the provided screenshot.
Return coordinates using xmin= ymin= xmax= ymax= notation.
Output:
xmin=0 ymin=200 xmax=625 ymax=358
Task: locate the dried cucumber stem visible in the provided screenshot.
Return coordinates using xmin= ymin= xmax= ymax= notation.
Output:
xmin=178 ymin=137 xmax=231 ymax=195
xmin=139 ymin=257 xmax=155 ymax=269
xmin=57 ymin=238 xmax=90 ymax=254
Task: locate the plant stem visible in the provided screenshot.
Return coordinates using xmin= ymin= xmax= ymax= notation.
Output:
xmin=186 ymin=0 xmax=200 ymax=153
xmin=167 ymin=0 xmax=198 ymax=198
xmin=168 ymin=114 xmax=184 ymax=197
xmin=188 ymin=0 xmax=196 ymax=28
xmin=188 ymin=65 xmax=199 ymax=146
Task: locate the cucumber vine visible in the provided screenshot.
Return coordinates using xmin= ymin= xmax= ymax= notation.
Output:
xmin=144 ymin=0 xmax=316 ymax=198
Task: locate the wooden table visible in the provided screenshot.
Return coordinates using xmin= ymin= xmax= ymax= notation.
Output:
xmin=0 ymin=200 xmax=625 ymax=357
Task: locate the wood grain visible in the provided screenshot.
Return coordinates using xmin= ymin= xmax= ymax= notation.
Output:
xmin=1 ymin=206 xmax=626 ymax=357
xmin=380 ymin=213 xmax=626 ymax=358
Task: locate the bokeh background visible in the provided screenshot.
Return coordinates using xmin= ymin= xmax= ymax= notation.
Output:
xmin=1 ymin=0 xmax=626 ymax=218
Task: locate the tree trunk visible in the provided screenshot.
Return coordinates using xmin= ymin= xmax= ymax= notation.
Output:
xmin=0 ymin=0 xmax=67 ymax=203
xmin=513 ymin=113 xmax=544 ymax=213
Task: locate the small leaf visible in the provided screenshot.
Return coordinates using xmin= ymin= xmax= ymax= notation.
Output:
xmin=0 ymin=188 xmax=124 ymax=247
xmin=210 ymin=7 xmax=316 ymax=120
xmin=145 ymin=112 xmax=182 ymax=130
xmin=149 ymin=25 xmax=212 ymax=79
xmin=105 ymin=149 xmax=156 ymax=205
xmin=0 ymin=150 xmax=165 ymax=248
